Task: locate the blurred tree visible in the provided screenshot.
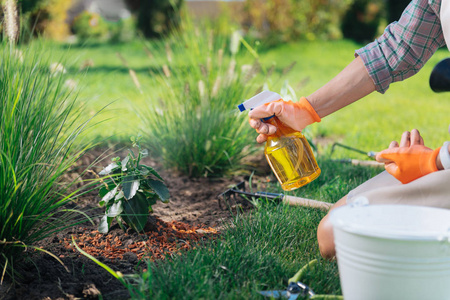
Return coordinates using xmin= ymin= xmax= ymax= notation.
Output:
xmin=19 ymin=0 xmax=43 ymax=14
xmin=125 ymin=0 xmax=184 ymax=38
xmin=37 ymin=0 xmax=71 ymax=40
xmin=19 ymin=0 xmax=71 ymax=41
xmin=341 ymin=0 xmax=383 ymax=43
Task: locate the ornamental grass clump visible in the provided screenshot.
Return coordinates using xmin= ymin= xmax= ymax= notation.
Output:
xmin=137 ymin=18 xmax=270 ymax=178
xmin=0 ymin=42 xmax=93 ymax=279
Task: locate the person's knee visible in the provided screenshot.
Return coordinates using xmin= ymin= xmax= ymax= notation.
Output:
xmin=317 ymin=215 xmax=336 ymax=260
xmin=316 ymin=195 xmax=348 ymax=260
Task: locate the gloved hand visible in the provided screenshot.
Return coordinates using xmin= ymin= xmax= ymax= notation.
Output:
xmin=248 ymin=97 xmax=321 ymax=143
xmin=376 ymin=129 xmax=440 ymax=184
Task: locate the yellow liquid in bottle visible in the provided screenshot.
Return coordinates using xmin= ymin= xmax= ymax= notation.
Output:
xmin=265 ymin=132 xmax=321 ymax=191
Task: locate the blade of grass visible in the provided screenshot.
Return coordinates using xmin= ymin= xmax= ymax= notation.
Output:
xmin=71 ymin=236 xmax=126 ymax=286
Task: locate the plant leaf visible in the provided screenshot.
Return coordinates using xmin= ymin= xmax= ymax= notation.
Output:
xmin=98 ymin=215 xmax=113 ymax=233
xmin=100 ymin=185 xmax=118 ymax=206
xmin=139 ymin=168 xmax=149 ymax=176
xmin=115 ymin=190 xmax=124 ymax=200
xmin=121 ymin=193 xmax=148 ymax=232
xmin=98 ymin=179 xmax=116 ymax=198
xmin=147 ymin=179 xmax=170 ymax=203
xmin=107 ymin=201 xmax=123 ymax=217
xmin=140 ymin=165 xmax=163 ymax=180
xmin=145 ymin=193 xmax=157 ymax=208
xmin=122 ymin=175 xmax=139 ymax=200
xmin=99 ymin=162 xmax=119 ymax=175
xmin=121 ymin=156 xmax=130 ymax=172
xmin=99 ymin=186 xmax=109 ymax=199
xmin=140 ymin=149 xmax=148 ymax=158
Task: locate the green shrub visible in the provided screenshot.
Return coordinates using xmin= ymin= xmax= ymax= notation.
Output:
xmin=72 ymin=11 xmax=109 ymax=42
xmin=0 ymin=42 xmax=93 ymax=278
xmin=341 ymin=0 xmax=384 ymax=43
xmin=242 ymin=0 xmax=353 ymax=44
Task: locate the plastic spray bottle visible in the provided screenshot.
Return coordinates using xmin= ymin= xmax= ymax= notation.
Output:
xmin=238 ymin=91 xmax=321 ymax=191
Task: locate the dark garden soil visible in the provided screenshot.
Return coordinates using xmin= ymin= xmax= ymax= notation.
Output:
xmin=1 ymin=146 xmax=273 ymax=300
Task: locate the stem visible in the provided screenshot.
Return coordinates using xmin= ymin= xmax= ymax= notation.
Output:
xmin=2 ymin=0 xmax=19 ymax=43
xmin=117 ymin=217 xmax=126 ymax=231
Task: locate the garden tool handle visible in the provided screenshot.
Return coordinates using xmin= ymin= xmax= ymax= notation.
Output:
xmin=283 ymin=195 xmax=332 ymax=211
xmin=288 ymin=259 xmax=319 ymax=283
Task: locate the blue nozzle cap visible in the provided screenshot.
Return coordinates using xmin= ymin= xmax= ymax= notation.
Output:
xmin=262 ymin=115 xmax=275 ymax=121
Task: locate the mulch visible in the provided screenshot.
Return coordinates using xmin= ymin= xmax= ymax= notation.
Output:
xmin=62 ymin=217 xmax=219 ymax=262
xmin=1 ymin=216 xmax=221 ymax=300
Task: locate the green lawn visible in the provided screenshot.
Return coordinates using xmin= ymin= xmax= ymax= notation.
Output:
xmin=52 ymin=39 xmax=449 ymax=155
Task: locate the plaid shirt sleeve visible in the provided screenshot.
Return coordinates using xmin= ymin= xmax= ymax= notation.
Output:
xmin=355 ymin=0 xmax=446 ymax=93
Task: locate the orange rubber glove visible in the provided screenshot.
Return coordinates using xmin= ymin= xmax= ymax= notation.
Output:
xmin=376 ymin=145 xmax=441 ymax=184
xmin=248 ymin=97 xmax=321 ymax=143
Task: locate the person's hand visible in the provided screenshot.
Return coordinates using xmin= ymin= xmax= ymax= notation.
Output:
xmin=376 ymin=129 xmax=440 ymax=184
xmin=248 ymin=97 xmax=321 ymax=143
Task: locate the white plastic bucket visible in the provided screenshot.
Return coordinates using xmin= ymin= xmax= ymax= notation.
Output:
xmin=330 ymin=204 xmax=450 ymax=300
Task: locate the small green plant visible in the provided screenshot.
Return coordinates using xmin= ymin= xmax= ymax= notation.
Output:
xmin=97 ymin=136 xmax=170 ymax=233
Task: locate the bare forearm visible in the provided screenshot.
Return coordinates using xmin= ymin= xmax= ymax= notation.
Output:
xmin=306 ymin=56 xmax=376 ymax=118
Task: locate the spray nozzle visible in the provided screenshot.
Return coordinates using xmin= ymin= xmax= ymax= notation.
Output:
xmin=238 ymin=91 xmax=282 ymax=112
xmin=238 ymin=90 xmax=282 ymax=121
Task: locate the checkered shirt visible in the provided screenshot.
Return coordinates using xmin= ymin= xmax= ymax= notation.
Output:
xmin=356 ymin=0 xmax=447 ymax=93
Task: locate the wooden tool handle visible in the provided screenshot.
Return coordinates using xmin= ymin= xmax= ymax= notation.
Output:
xmin=349 ymin=159 xmax=383 ymax=167
xmin=283 ymin=195 xmax=333 ymax=210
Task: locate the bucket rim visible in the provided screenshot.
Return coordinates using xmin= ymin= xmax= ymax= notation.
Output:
xmin=330 ymin=204 xmax=450 ymax=241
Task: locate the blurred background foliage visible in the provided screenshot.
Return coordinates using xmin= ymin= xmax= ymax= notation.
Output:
xmin=242 ymin=0 xmax=353 ymax=44
xmin=72 ymin=10 xmax=110 ymax=41
xmin=126 ymin=0 xmax=184 ymax=38
xmin=22 ymin=0 xmax=73 ymax=41
xmin=386 ymin=0 xmax=411 ymax=23
xmin=5 ymin=0 xmax=412 ymax=45
xmin=341 ymin=0 xmax=385 ymax=43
